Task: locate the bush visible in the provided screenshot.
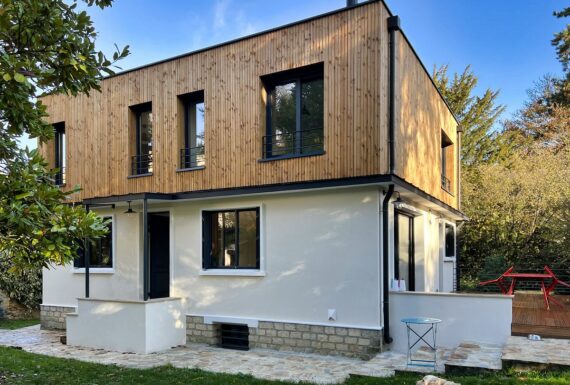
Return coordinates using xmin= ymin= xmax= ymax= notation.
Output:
xmin=0 ymin=259 xmax=42 ymax=310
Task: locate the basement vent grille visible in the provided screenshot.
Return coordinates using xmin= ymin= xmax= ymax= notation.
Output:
xmin=220 ymin=323 xmax=249 ymax=350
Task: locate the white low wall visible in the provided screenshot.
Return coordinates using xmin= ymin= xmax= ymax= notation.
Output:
xmin=67 ymin=297 xmax=186 ymax=354
xmin=389 ymin=292 xmax=513 ymax=353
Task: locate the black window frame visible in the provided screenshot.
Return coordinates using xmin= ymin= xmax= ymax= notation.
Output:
xmin=441 ymin=130 xmax=453 ymax=193
xmin=179 ymin=90 xmax=206 ymax=170
xmin=130 ymin=102 xmax=153 ymax=176
xmin=202 ymin=208 xmax=260 ymax=270
xmin=261 ymin=62 xmax=325 ymax=160
xmin=444 ymin=223 xmax=456 ymax=258
xmin=53 ymin=122 xmax=65 ymax=186
xmin=74 ymin=216 xmax=114 ymax=269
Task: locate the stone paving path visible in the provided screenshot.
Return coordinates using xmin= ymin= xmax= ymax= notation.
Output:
xmin=445 ymin=341 xmax=503 ymax=372
xmin=0 ymin=325 xmax=395 ymax=384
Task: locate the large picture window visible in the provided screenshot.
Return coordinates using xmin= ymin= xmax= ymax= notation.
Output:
xmin=74 ymin=217 xmax=113 ymax=268
xmin=262 ymin=63 xmax=324 ymax=159
xmin=202 ymin=208 xmax=260 ymax=269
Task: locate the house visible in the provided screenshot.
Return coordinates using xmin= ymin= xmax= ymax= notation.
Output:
xmin=39 ymin=0 xmax=470 ymax=359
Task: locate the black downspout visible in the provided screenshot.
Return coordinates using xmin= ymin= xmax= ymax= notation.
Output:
xmin=84 ymin=204 xmax=90 ymax=298
xmin=382 ymin=185 xmax=394 ymax=344
xmin=382 ymin=14 xmax=400 ymax=346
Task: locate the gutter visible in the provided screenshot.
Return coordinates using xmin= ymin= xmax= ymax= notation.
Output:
xmin=382 ymin=14 xmax=400 ymax=345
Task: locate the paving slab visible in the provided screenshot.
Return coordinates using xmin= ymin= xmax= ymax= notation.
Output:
xmin=445 ymin=341 xmax=503 ymax=373
xmin=502 ymin=336 xmax=570 ymax=369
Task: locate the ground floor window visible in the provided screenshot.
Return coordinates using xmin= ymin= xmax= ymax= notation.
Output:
xmin=394 ymin=211 xmax=415 ymax=291
xmin=202 ymin=208 xmax=260 ymax=269
xmin=74 ymin=217 xmax=113 ymax=268
xmin=444 ymin=223 xmax=456 ymax=258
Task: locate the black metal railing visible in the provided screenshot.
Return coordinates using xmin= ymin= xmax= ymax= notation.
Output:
xmin=180 ymin=146 xmax=205 ymax=169
xmin=441 ymin=174 xmax=451 ymax=192
xmin=471 ymin=268 xmax=570 ymax=295
xmin=54 ymin=167 xmax=65 ymax=186
xmin=131 ymin=153 xmax=153 ymax=175
xmin=262 ymin=129 xmax=323 ymax=159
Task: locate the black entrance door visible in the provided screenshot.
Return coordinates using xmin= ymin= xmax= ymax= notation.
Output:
xmin=148 ymin=212 xmax=170 ymax=299
xmin=394 ymin=211 xmax=415 ymax=291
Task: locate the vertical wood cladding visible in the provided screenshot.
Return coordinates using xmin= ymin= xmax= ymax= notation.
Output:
xmin=39 ymin=1 xmax=458 ymax=210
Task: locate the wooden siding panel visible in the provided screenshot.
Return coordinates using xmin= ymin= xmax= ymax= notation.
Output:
xmin=39 ymin=1 xmax=395 ymax=201
xmin=394 ymin=31 xmax=458 ymax=208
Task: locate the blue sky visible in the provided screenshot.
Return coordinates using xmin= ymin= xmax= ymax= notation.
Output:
xmin=21 ymin=0 xmax=568 ymax=149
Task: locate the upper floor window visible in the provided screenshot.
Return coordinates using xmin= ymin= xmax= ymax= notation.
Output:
xmin=262 ymin=63 xmax=324 ymax=159
xmin=202 ymin=208 xmax=260 ymax=270
xmin=441 ymin=130 xmax=453 ymax=193
xmin=74 ymin=216 xmax=113 ymax=269
xmin=179 ymin=91 xmax=205 ymax=169
xmin=53 ymin=122 xmax=65 ymax=186
xmin=129 ymin=103 xmax=153 ymax=176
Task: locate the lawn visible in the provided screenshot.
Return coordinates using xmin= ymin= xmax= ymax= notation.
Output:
xmin=0 ymin=319 xmax=39 ymax=330
xmin=0 ymin=347 xmax=569 ymax=385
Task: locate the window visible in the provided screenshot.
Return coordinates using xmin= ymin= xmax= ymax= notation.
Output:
xmin=262 ymin=63 xmax=324 ymax=159
xmin=130 ymin=102 xmax=153 ymax=175
xmin=74 ymin=217 xmax=113 ymax=268
xmin=444 ymin=223 xmax=455 ymax=258
xmin=179 ymin=91 xmax=205 ymax=169
xmin=441 ymin=130 xmax=453 ymax=193
xmin=202 ymin=208 xmax=260 ymax=269
xmin=53 ymin=122 xmax=65 ymax=185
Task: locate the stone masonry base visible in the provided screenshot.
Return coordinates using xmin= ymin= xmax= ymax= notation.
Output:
xmin=186 ymin=316 xmax=382 ymax=359
xmin=40 ymin=305 xmax=76 ymax=330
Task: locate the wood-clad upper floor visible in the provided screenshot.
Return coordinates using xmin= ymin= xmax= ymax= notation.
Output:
xmin=39 ymin=0 xmax=459 ymax=210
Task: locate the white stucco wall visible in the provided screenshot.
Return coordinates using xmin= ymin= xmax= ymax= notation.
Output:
xmin=43 ymin=187 xmax=383 ymax=329
xmin=389 ymin=291 xmax=513 ymax=353
xmin=42 ymin=212 xmax=142 ymax=306
xmin=67 ymin=297 xmax=185 ymax=353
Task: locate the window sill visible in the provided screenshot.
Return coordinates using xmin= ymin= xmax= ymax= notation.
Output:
xmin=72 ymin=268 xmax=115 ymax=274
xmin=128 ymin=173 xmax=153 ymax=179
xmin=258 ymin=150 xmax=325 ymax=163
xmin=443 ymin=257 xmax=456 ymax=262
xmin=199 ymin=269 xmax=265 ymax=277
xmin=176 ymin=166 xmax=205 ymax=173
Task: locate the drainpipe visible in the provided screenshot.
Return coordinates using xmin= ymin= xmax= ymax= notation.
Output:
xmin=381 ymin=14 xmax=400 ymax=346
xmin=382 ymin=185 xmax=394 ymax=344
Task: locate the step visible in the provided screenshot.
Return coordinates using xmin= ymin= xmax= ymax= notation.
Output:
xmin=444 ymin=341 xmax=502 ymax=374
xmin=502 ymin=336 xmax=570 ymax=370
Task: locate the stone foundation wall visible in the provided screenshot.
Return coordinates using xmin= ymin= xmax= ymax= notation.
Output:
xmin=186 ymin=316 xmax=382 ymax=359
xmin=40 ymin=305 xmax=76 ymax=330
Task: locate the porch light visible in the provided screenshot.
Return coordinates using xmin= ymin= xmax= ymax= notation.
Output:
xmin=124 ymin=201 xmax=136 ymax=215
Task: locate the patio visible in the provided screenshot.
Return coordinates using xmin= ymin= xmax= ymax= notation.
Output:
xmin=1 ymin=324 xmax=568 ymax=384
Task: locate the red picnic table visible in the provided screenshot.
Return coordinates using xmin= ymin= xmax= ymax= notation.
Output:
xmin=479 ymin=265 xmax=570 ymax=310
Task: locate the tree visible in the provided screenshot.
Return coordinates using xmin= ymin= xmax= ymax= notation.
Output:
xmin=551 ymin=7 xmax=570 ymax=104
xmin=0 ymin=0 xmax=129 ymax=275
xmin=432 ymin=65 xmax=506 ymax=167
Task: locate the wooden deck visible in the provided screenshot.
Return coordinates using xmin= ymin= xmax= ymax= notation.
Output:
xmin=512 ymin=292 xmax=570 ymax=339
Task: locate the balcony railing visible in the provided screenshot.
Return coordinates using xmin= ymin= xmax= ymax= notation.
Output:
xmin=54 ymin=167 xmax=66 ymax=186
xmin=180 ymin=146 xmax=205 ymax=169
xmin=441 ymin=174 xmax=452 ymax=193
xmin=131 ymin=153 xmax=153 ymax=175
xmin=262 ymin=129 xmax=324 ymax=159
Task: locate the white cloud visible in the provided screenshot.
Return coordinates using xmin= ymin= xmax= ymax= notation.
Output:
xmin=214 ymin=0 xmax=231 ymax=30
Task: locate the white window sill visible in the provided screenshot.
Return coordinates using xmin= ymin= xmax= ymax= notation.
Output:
xmin=72 ymin=268 xmax=115 ymax=274
xmin=443 ymin=257 xmax=456 ymax=262
xmin=199 ymin=269 xmax=265 ymax=277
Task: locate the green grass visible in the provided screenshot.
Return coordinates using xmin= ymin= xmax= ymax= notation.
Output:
xmin=0 ymin=319 xmax=39 ymax=330
xmin=0 ymin=346 xmax=569 ymax=385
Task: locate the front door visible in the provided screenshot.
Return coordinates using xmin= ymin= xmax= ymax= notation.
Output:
xmin=148 ymin=212 xmax=170 ymax=299
xmin=395 ymin=211 xmax=415 ymax=291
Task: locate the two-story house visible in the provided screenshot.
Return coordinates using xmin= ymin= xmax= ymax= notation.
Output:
xmin=40 ymin=0 xmax=465 ymax=359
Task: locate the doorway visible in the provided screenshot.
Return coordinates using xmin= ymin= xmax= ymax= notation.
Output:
xmin=148 ymin=212 xmax=170 ymax=299
xmin=395 ymin=211 xmax=415 ymax=291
